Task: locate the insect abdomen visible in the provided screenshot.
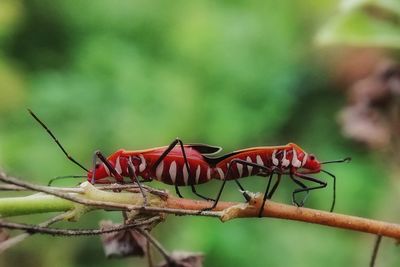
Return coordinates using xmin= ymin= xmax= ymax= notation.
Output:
xmin=151 ymin=158 xmax=212 ymax=186
xmin=213 ymin=152 xmax=271 ymax=180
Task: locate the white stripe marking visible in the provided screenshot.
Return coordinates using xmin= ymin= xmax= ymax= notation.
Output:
xmin=281 ymin=150 xmax=290 ymax=167
xmin=292 ymin=148 xmax=302 ymax=168
xmin=183 ymin=165 xmax=189 ymax=185
xmin=272 ymin=150 xmax=279 ymax=166
xmin=139 ymin=154 xmax=146 ymax=172
xmin=217 ymin=168 xmax=225 ymax=180
xmin=155 ymin=161 xmax=164 ymax=180
xmin=237 ymin=161 xmax=243 ymax=177
xmin=301 ymin=152 xmax=308 ymax=167
xmin=169 ymin=161 xmax=177 ymax=183
xmin=195 ymin=165 xmax=201 ymax=184
xmin=246 ymin=156 xmax=253 ymax=174
xmin=115 ymin=157 xmax=122 ymax=174
xmin=256 ymin=155 xmax=264 ymax=166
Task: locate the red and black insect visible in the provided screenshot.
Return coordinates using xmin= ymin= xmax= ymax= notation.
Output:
xmin=28 ymin=109 xmax=238 ymax=202
xmin=204 ymin=143 xmax=350 ymax=216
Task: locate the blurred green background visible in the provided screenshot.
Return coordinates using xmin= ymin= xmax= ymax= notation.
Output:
xmin=0 ymin=0 xmax=399 ymax=266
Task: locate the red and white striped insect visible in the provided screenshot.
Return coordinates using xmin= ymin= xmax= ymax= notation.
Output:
xmin=87 ymin=144 xmax=224 ymax=199
xmin=205 ymin=143 xmax=350 ymax=215
xmin=28 ymin=109 xmax=226 ymax=201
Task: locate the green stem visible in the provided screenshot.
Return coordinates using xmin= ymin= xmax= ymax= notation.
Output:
xmin=0 ymin=182 xmax=165 ymax=218
xmin=0 ymin=193 xmax=74 ymax=217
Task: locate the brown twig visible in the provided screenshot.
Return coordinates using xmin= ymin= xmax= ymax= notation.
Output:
xmin=0 ymin=216 xmax=161 ymax=236
xmin=2 ymin=172 xmax=400 ymax=240
xmin=0 ymin=184 xmax=27 ymax=191
xmin=166 ymin=193 xmax=400 ymax=240
xmin=147 ymin=238 xmax=154 ymax=267
xmin=0 ymin=212 xmax=69 ymax=253
xmin=137 ymin=228 xmax=173 ymax=264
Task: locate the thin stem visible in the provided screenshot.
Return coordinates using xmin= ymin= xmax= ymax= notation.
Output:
xmin=0 ymin=212 xmax=69 ymax=253
xmin=370 ymin=235 xmax=382 ymax=267
xmin=0 ymin=194 xmax=75 ymax=217
xmin=147 ymin=239 xmax=154 ymax=267
xmin=0 ymin=184 xmax=27 ymax=191
xmin=137 ymin=228 xmax=172 ymax=264
xmin=0 ymin=216 xmax=161 ymax=236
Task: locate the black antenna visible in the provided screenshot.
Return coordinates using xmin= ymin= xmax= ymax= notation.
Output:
xmin=320 ymin=157 xmax=351 ymax=165
xmin=48 ymin=175 xmax=87 ymax=186
xmin=28 ymin=109 xmax=89 ymax=172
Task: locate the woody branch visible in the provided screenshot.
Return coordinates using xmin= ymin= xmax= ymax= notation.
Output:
xmin=0 ymin=171 xmax=400 ymax=240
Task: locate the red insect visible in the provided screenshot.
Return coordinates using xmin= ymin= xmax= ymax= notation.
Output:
xmin=87 ymin=144 xmax=223 ymax=200
xmin=204 ymin=143 xmax=350 ymax=216
xmin=28 ymin=109 xmax=226 ymax=201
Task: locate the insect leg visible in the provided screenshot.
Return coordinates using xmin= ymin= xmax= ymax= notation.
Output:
xmin=151 ymin=138 xmax=189 ymax=198
xmin=292 ymin=172 xmax=330 ymax=211
xmin=370 ymin=235 xmax=382 ymax=267
xmin=151 ymin=138 xmax=194 ymax=180
xmin=205 ymin=159 xmax=272 ymax=211
xmin=47 ymin=175 xmax=86 ymax=186
xmin=258 ymin=172 xmax=274 ymax=217
xmin=258 ymin=172 xmax=282 ymax=217
xmin=266 ymin=172 xmax=282 ymax=199
xmin=152 ymin=138 xmax=212 ymax=200
xmin=202 ymin=179 xmax=227 ymax=211
xmin=151 ymin=138 xmax=183 ymax=171
xmin=228 ymin=159 xmax=274 ymax=203
xmin=321 ymin=169 xmax=337 ymax=213
xmin=175 ymin=185 xmax=183 ymax=198
xmin=127 ymin=157 xmax=147 ymax=206
xmin=91 ymin=150 xmax=123 ymax=184
xmin=191 ymin=185 xmax=214 ymax=201
xmin=288 ymin=174 xmax=309 ymax=207
xmin=234 ymin=180 xmax=251 ymax=201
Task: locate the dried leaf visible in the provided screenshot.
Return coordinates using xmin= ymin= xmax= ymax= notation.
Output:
xmin=349 ymin=75 xmax=390 ymax=105
xmin=338 ymin=59 xmax=400 ymax=149
xmin=339 ymin=105 xmax=391 ymax=148
xmin=99 ymin=220 xmax=147 ymax=258
xmin=157 ymin=251 xmax=204 ymax=267
xmin=385 ymin=63 xmax=400 ymax=95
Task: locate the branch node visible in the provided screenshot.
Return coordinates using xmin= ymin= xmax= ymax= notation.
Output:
xmin=220 ymin=192 xmax=262 ymax=222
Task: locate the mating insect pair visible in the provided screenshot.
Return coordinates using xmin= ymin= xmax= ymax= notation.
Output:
xmin=29 ymin=110 xmax=350 ymax=216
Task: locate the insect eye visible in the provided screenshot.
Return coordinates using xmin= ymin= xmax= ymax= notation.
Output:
xmin=95 ymin=163 xmax=101 ymax=169
xmin=309 ymin=154 xmax=315 ymax=161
